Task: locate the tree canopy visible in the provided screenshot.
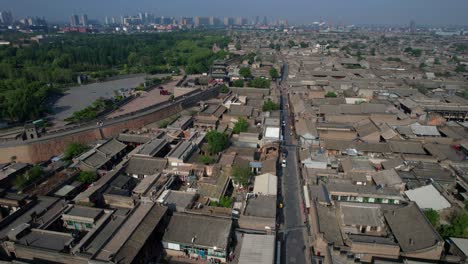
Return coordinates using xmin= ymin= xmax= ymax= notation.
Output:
xmin=233 ymin=118 xmax=249 ymax=134
xmin=239 ymin=67 xmax=252 ymax=78
xmin=232 ymin=79 xmax=244 ymax=87
xmin=424 ymin=209 xmax=440 ymax=227
xmin=262 ymin=99 xmax=280 ymax=112
xmin=219 ymin=84 xmax=229 ymax=93
xmin=78 ymin=171 xmax=98 ymax=184
xmin=438 ymin=211 xmax=468 ymax=238
xmin=63 ymin=142 xmax=89 ymax=161
xmin=205 ymin=131 xmax=229 ymax=154
xmin=325 ymin=91 xmax=337 ymax=98
xmin=269 ymin=68 xmax=279 ymax=79
xmin=248 ymin=77 xmax=270 ymax=88
xmin=14 ymin=165 xmax=42 ymax=189
xmin=232 ymin=165 xmax=252 ymax=187
xmin=0 ymin=32 xmax=230 ymax=121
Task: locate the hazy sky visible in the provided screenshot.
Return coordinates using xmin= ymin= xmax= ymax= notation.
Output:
xmin=1 ymin=0 xmax=468 ymax=25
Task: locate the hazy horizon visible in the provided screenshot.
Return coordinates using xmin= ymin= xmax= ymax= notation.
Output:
xmin=1 ymin=0 xmax=468 ymax=26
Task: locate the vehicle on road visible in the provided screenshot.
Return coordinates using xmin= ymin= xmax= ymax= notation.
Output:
xmin=282 ymin=120 xmax=286 ymax=126
xmin=160 ymin=89 xmax=170 ymax=95
xmin=282 ymin=150 xmax=288 ymax=158
xmin=281 ymin=159 xmax=287 ymax=168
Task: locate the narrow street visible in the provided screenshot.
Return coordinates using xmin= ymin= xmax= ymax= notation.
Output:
xmin=277 ymin=62 xmax=308 ymax=264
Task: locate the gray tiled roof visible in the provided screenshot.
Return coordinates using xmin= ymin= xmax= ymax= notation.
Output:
xmin=384 ymin=202 xmax=442 ymax=252
xmin=163 ymin=213 xmax=232 ymax=248
xmin=125 ymin=156 xmax=167 ymax=176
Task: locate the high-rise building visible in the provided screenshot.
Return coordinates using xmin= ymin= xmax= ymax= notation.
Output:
xmin=235 ymin=17 xmax=248 ymax=26
xmin=409 ymin=20 xmax=416 ymax=33
xmin=209 ymin=17 xmax=221 ymax=26
xmin=80 ymin=14 xmax=88 ymax=26
xmin=194 ymin=16 xmax=210 ymax=27
xmin=104 ymin=16 xmax=109 ymax=25
xmin=262 ymin=16 xmax=268 ymax=26
xmin=0 ymin=11 xmax=13 ymax=25
xmin=70 ymin=14 xmax=79 ymax=26
xmin=224 ymin=17 xmax=235 ymax=26
xmin=181 ymin=17 xmax=194 ymax=26
xmin=255 ymin=16 xmax=259 ymax=25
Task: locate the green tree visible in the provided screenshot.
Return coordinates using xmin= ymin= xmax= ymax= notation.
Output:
xmin=14 ymin=165 xmax=42 ymax=189
xmin=209 ymin=196 xmax=234 ymax=208
xmin=78 ymin=171 xmax=98 ymax=184
xmin=205 ymin=131 xmax=229 ymax=154
xmin=233 ymin=118 xmax=249 ymax=134
xmin=455 ymin=64 xmax=466 ymax=73
xmin=325 ymin=91 xmax=337 ymax=98
xmin=63 ymin=142 xmax=89 ymax=161
xmin=239 ymin=67 xmax=252 ymax=78
xmin=262 ymin=99 xmax=280 ymax=111
xmin=232 ymin=165 xmax=252 ymax=187
xmin=438 ymin=211 xmax=468 ymax=238
xmin=198 ymin=155 xmax=216 ymax=164
xmin=300 ymin=42 xmax=309 ymax=48
xmin=269 ymin=68 xmax=279 ymax=79
xmin=235 ymin=42 xmax=242 ymax=50
xmin=248 ymin=77 xmax=270 ymax=88
xmin=219 ymin=84 xmax=229 ymax=93
xmin=219 ymin=196 xmax=234 ymax=208
xmin=232 ymin=79 xmax=244 ymax=87
xmin=419 ymin=62 xmax=427 ymax=69
xmin=424 ymin=209 xmax=440 ymax=227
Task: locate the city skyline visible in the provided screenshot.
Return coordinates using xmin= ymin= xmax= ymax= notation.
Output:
xmin=2 ymin=0 xmax=468 ymax=26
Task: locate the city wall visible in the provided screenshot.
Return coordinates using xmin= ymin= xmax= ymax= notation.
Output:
xmin=0 ymin=87 xmax=219 ymax=163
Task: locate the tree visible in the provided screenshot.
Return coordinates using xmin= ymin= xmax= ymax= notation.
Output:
xmin=219 ymin=84 xmax=229 ymax=93
xmin=232 ymin=79 xmax=244 ymax=87
xmin=235 ymin=42 xmax=242 ymax=51
xmin=205 ymin=131 xmax=229 ymax=154
xmin=210 ymin=196 xmax=234 ymax=208
xmin=438 ymin=211 xmax=468 ymax=238
xmin=419 ymin=62 xmax=427 ymax=69
xmin=14 ymin=165 xmax=42 ymax=189
xmin=300 ymin=42 xmax=309 ymax=48
xmin=455 ymin=64 xmax=466 ymax=73
xmin=233 ymin=118 xmax=249 ymax=134
xmin=262 ymin=99 xmax=280 ymax=111
xmin=198 ymin=155 xmax=216 ymax=164
xmin=78 ymin=171 xmax=98 ymax=184
xmin=325 ymin=91 xmax=337 ymax=98
xmin=248 ymin=77 xmax=270 ymax=88
xmin=232 ymin=165 xmax=252 ymax=187
xmin=64 ymin=142 xmax=89 ymax=161
xmin=424 ymin=209 xmax=440 ymax=227
xmin=239 ymin=67 xmax=252 ymax=78
xmin=269 ymin=68 xmax=279 ymax=79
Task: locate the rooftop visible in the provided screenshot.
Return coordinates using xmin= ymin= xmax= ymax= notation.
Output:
xmin=244 ymin=195 xmax=276 ymax=218
xmin=238 ymin=234 xmax=275 ymax=264
xmin=163 ymin=213 xmax=232 ymax=248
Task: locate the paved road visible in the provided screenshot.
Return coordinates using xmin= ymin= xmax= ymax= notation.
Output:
xmin=278 ymin=62 xmax=308 ymax=264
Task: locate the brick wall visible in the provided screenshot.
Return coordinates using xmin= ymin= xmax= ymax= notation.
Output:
xmin=0 ymin=87 xmax=219 ymax=164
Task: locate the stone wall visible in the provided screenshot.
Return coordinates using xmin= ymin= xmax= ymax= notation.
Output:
xmin=0 ymin=87 xmax=219 ymax=164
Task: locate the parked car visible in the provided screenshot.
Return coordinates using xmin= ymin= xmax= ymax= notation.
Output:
xmin=281 ymin=159 xmax=287 ymax=168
